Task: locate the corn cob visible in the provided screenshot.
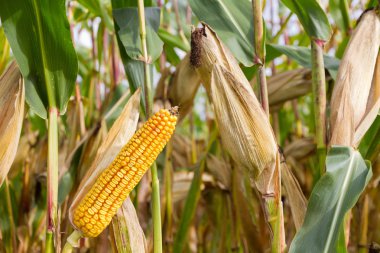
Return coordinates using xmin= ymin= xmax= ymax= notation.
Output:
xmin=72 ymin=107 xmax=178 ymax=237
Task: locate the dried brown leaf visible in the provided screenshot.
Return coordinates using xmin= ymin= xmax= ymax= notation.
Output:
xmin=206 ymin=155 xmax=231 ymax=190
xmin=281 ymin=163 xmax=307 ymax=230
xmin=284 ymin=137 xmax=316 ymax=161
xmin=268 ymin=68 xmax=312 ymax=108
xmin=0 ymin=61 xmax=25 ymax=185
xmin=112 ymin=198 xmax=147 ymax=253
xmin=354 ymin=52 xmax=380 ymax=146
xmin=330 ymin=10 xmax=380 ymax=146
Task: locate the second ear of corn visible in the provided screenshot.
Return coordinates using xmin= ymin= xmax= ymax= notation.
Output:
xmin=72 ymin=108 xmax=178 ymax=237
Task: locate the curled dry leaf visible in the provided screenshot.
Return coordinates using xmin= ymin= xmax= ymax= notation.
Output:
xmin=0 ymin=61 xmax=25 ymax=186
xmin=281 ymin=163 xmax=307 ymax=230
xmin=172 ymin=134 xmax=192 ymax=168
xmin=284 ymin=137 xmax=316 ymax=161
xmin=167 ymin=53 xmax=201 ymax=120
xmin=69 ymin=89 xmax=141 ymax=229
xmin=206 ymin=155 xmax=231 ymax=190
xmin=354 ymin=52 xmax=380 ymax=146
xmin=330 ymin=10 xmax=380 ymax=146
xmin=172 ymin=170 xmax=213 ymax=203
xmin=268 ymin=68 xmax=312 ymax=109
xmin=190 ymin=24 xmax=277 ymax=194
xmin=112 ymin=197 xmax=147 ymax=253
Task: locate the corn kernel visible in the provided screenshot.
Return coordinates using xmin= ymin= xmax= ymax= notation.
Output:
xmin=72 ymin=107 xmax=178 ymax=237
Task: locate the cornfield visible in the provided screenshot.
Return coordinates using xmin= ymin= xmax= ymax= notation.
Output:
xmin=0 ymin=0 xmax=379 ymax=252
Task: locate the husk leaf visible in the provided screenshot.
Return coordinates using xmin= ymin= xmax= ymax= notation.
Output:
xmin=112 ymin=197 xmax=147 ymax=253
xmin=190 ymin=24 xmax=277 ymax=194
xmin=330 ymin=10 xmax=380 ymax=146
xmin=0 ymin=61 xmax=25 ymax=186
xmin=353 ymin=52 xmax=380 ymax=146
xmin=167 ymin=53 xmax=201 ymax=121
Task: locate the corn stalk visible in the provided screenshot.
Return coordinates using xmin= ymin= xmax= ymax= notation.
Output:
xmin=138 ymin=1 xmax=163 ymax=252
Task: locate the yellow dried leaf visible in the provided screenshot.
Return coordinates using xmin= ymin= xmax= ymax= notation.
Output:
xmin=0 ymin=61 xmax=25 ymax=186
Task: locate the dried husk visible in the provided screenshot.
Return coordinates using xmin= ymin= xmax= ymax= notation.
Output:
xmin=68 ymin=89 xmax=141 ymax=230
xmin=167 ymin=53 xmax=201 ymax=120
xmin=172 ymin=134 xmax=192 ymax=168
xmin=206 ymin=155 xmax=231 ymax=190
xmin=353 ymin=52 xmax=380 ymax=146
xmin=0 ymin=61 xmax=25 ymax=186
xmin=190 ymin=24 xmax=277 ymax=194
xmin=284 ymin=137 xmax=316 ymax=161
xmin=112 ymin=197 xmax=147 ymax=253
xmin=172 ymin=170 xmax=212 ymax=203
xmin=268 ymin=68 xmax=312 ymax=109
xmin=281 ymin=162 xmax=307 ymax=230
xmin=330 ymin=10 xmax=380 ymax=146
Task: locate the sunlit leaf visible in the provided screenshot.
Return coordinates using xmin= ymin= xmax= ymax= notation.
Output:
xmin=290 ymin=146 xmax=372 ymax=253
xmin=267 ymin=44 xmax=340 ymax=79
xmin=0 ymin=0 xmax=78 ymax=118
xmin=281 ymin=0 xmax=332 ymax=41
xmin=113 ymin=7 xmax=163 ymax=63
xmin=329 ymin=0 xmax=350 ymax=33
xmin=189 ymin=0 xmax=255 ymax=66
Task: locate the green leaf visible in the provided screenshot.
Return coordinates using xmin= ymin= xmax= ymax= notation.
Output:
xmin=111 ymin=0 xmax=154 ymax=114
xmin=0 ymin=0 xmax=78 ymax=119
xmin=158 ymin=28 xmax=190 ymax=52
xmin=329 ymin=0 xmax=350 ymax=33
xmin=77 ymin=0 xmax=114 ymax=31
xmin=173 ymin=160 xmax=206 ymax=253
xmin=281 ymin=0 xmax=332 ymax=41
xmin=267 ymin=44 xmax=340 ymax=79
xmin=189 ymin=0 xmax=255 ymax=66
xmin=359 ymin=114 xmax=380 ymax=162
xmin=113 ymin=7 xmax=163 ymax=63
xmin=289 ymin=146 xmax=372 ymax=253
xmin=0 ymin=27 xmax=10 ymax=75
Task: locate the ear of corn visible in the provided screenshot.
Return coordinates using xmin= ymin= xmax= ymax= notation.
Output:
xmin=72 ymin=108 xmax=178 ymax=237
xmin=167 ymin=53 xmax=201 ymax=121
xmin=190 ymin=24 xmax=277 ymax=194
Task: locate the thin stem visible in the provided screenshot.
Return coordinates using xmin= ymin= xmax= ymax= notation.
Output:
xmin=311 ymin=39 xmax=327 ymax=176
xmin=138 ymin=1 xmax=163 ymax=252
xmin=173 ymin=0 xmax=190 ymax=48
xmin=358 ymin=196 xmax=369 ymax=253
xmin=164 ymin=141 xmax=173 ymax=252
xmin=189 ymin=111 xmax=197 ymax=164
xmin=62 ymin=230 xmax=82 ymax=253
xmin=252 ymin=0 xmax=269 ymax=116
xmin=272 ymin=13 xmax=293 ymax=43
xmin=46 ymin=107 xmax=59 ymax=253
xmin=4 ymin=178 xmax=16 ymax=253
xmin=253 ymin=1 xmax=284 ymax=251
xmin=151 ymin=163 xmax=163 ymax=253
xmin=138 ymin=0 xmax=152 ymax=116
